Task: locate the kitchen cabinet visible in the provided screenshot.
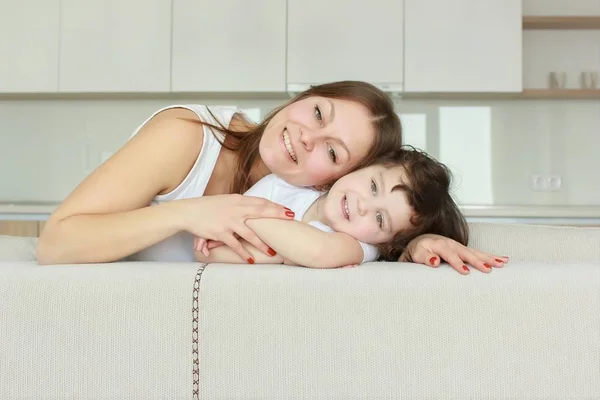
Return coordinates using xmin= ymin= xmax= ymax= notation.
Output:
xmin=171 ymin=0 xmax=286 ymax=92
xmin=286 ymin=0 xmax=404 ymax=92
xmin=0 ymin=0 xmax=59 ymax=92
xmin=404 ymin=0 xmax=523 ymax=93
xmin=59 ymin=0 xmax=171 ymax=92
xmin=0 ymin=221 xmax=41 ymax=237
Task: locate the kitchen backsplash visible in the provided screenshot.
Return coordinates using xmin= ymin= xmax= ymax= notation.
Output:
xmin=1 ymin=96 xmax=599 ymax=206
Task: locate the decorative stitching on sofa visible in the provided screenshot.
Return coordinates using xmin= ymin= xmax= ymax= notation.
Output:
xmin=192 ymin=263 xmax=206 ymax=400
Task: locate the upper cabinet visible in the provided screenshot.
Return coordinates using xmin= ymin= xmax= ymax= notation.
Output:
xmin=404 ymin=0 xmax=523 ymax=93
xmin=58 ymin=0 xmax=171 ymax=92
xmin=172 ymin=0 xmax=286 ymax=92
xmin=0 ymin=0 xmax=59 ymax=93
xmin=287 ymin=0 xmax=404 ymax=92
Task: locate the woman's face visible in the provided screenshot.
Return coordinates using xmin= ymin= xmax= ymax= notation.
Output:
xmin=259 ymin=96 xmax=376 ymax=187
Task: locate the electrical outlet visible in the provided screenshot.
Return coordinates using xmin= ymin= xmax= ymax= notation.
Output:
xmin=547 ymin=174 xmax=562 ymax=191
xmin=530 ymin=173 xmax=562 ymax=191
xmin=530 ymin=173 xmax=543 ymax=190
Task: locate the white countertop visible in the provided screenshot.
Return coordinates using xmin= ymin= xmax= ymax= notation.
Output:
xmin=461 ymin=205 xmax=600 ymax=218
xmin=0 ymin=202 xmax=60 ymax=215
xmin=1 ymin=202 xmax=599 ymax=220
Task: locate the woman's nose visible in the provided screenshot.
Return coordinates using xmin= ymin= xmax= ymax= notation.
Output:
xmin=299 ymin=126 xmax=323 ymax=151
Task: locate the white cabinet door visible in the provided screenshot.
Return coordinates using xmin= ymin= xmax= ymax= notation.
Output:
xmin=172 ymin=0 xmax=286 ymax=92
xmin=0 ymin=0 xmax=59 ymax=92
xmin=404 ymin=0 xmax=522 ymax=93
xmin=287 ymin=0 xmax=404 ymax=92
xmin=59 ymin=0 xmax=171 ymax=92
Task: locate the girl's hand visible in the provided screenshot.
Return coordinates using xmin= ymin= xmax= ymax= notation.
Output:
xmin=193 ymin=238 xmax=210 ymax=257
xmin=180 ymin=194 xmax=294 ymax=263
xmin=398 ymin=233 xmax=509 ymax=275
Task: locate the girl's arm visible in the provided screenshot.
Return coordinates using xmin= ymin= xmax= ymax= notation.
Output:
xmin=194 ymin=241 xmax=286 ymax=265
xmin=195 ymin=218 xmax=364 ymax=268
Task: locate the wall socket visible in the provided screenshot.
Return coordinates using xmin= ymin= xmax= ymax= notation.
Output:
xmin=531 ymin=173 xmax=562 ymax=191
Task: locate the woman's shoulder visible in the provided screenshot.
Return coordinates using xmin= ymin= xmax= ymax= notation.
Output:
xmin=128 ymin=105 xmax=239 ymax=139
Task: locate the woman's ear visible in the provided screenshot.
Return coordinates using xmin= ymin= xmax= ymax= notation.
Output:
xmin=313 ymin=184 xmax=331 ymax=192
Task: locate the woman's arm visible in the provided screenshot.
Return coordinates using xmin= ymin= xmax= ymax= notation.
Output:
xmin=196 ymin=218 xmax=364 ymax=268
xmin=399 ymin=234 xmax=509 ymax=275
xmin=37 ymin=109 xmax=291 ymax=265
xmin=37 ymin=109 xmax=203 ymax=264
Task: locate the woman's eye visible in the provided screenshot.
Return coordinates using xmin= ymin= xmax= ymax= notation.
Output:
xmin=314 ymin=105 xmax=323 ymax=125
xmin=371 ymin=179 xmax=378 ymax=194
xmin=327 ymin=144 xmax=337 ymax=163
xmin=376 ymin=212 xmax=383 ymax=228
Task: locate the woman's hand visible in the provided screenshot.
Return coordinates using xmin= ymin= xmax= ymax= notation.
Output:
xmin=398 ymin=233 xmax=509 ymax=275
xmin=179 ymin=194 xmax=295 ymax=263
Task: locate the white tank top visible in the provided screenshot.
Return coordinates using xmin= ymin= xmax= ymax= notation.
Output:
xmin=127 ymin=105 xmax=238 ymax=262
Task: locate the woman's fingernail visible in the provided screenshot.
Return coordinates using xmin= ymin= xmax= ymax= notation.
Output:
xmin=267 ymin=247 xmax=276 ymax=256
xmin=247 ymin=258 xmax=255 ymax=264
xmin=429 ymin=256 xmax=437 ymax=265
xmin=462 ymin=265 xmax=470 ymax=272
xmin=286 ymin=211 xmax=295 ymax=218
xmin=495 ymin=258 xmax=504 ymax=263
xmin=484 ymin=263 xmax=491 ymax=269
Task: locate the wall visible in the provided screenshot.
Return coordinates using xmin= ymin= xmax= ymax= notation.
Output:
xmin=1 ymin=0 xmax=599 ymax=211
xmin=1 ymin=95 xmax=599 ymax=207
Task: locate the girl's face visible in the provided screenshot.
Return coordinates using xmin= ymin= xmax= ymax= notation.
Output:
xmin=259 ymin=96 xmax=376 ymax=187
xmin=323 ymin=164 xmax=415 ymax=245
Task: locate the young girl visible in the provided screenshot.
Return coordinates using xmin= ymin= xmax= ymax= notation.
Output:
xmin=194 ymin=147 xmax=470 ymax=269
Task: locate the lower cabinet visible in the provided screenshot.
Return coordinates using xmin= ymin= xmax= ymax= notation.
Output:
xmin=0 ymin=221 xmax=45 ymax=237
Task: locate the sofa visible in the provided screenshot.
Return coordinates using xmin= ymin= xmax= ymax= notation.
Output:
xmin=1 ymin=222 xmax=599 ymax=399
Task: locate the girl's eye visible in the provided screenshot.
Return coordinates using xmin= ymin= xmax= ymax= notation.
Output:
xmin=371 ymin=179 xmax=378 ymax=194
xmin=327 ymin=144 xmax=337 ymax=163
xmin=376 ymin=212 xmax=383 ymax=228
xmin=314 ymin=105 xmax=323 ymax=125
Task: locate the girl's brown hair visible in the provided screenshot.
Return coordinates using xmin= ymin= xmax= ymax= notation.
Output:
xmin=375 ymin=146 xmax=469 ymax=261
xmin=187 ymin=81 xmax=403 ymax=194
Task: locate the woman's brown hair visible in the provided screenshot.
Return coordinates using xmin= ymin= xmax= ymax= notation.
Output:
xmin=186 ymin=81 xmax=403 ymax=194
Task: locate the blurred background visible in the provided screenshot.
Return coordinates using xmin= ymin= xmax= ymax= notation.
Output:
xmin=1 ymin=0 xmax=599 ymax=236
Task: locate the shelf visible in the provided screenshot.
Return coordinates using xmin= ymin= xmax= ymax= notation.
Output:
xmin=523 ymin=16 xmax=600 ymax=30
xmin=519 ymin=89 xmax=600 ymax=99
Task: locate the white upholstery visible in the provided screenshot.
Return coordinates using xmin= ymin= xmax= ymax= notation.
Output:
xmin=1 ymin=223 xmax=599 ymax=399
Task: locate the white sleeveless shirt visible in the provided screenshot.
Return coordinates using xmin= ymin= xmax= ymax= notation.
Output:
xmin=127 ymin=105 xmax=238 ymax=262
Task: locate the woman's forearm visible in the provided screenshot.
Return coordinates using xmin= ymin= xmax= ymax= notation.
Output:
xmin=37 ymin=200 xmax=188 ymax=265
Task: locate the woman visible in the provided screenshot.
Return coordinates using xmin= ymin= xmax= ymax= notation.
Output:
xmin=36 ymin=81 xmax=506 ymax=274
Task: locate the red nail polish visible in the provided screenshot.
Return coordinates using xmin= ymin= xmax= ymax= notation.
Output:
xmin=484 ymin=263 xmax=491 ymax=269
xmin=247 ymin=258 xmax=254 ymax=264
xmin=462 ymin=265 xmax=470 ymax=272
xmin=285 ymin=211 xmax=295 ymax=218
xmin=284 ymin=207 xmax=292 ymax=212
xmin=267 ymin=247 xmax=276 ymax=256
xmin=429 ymin=256 xmax=437 ymax=265
xmin=495 ymin=259 xmax=504 ymax=263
